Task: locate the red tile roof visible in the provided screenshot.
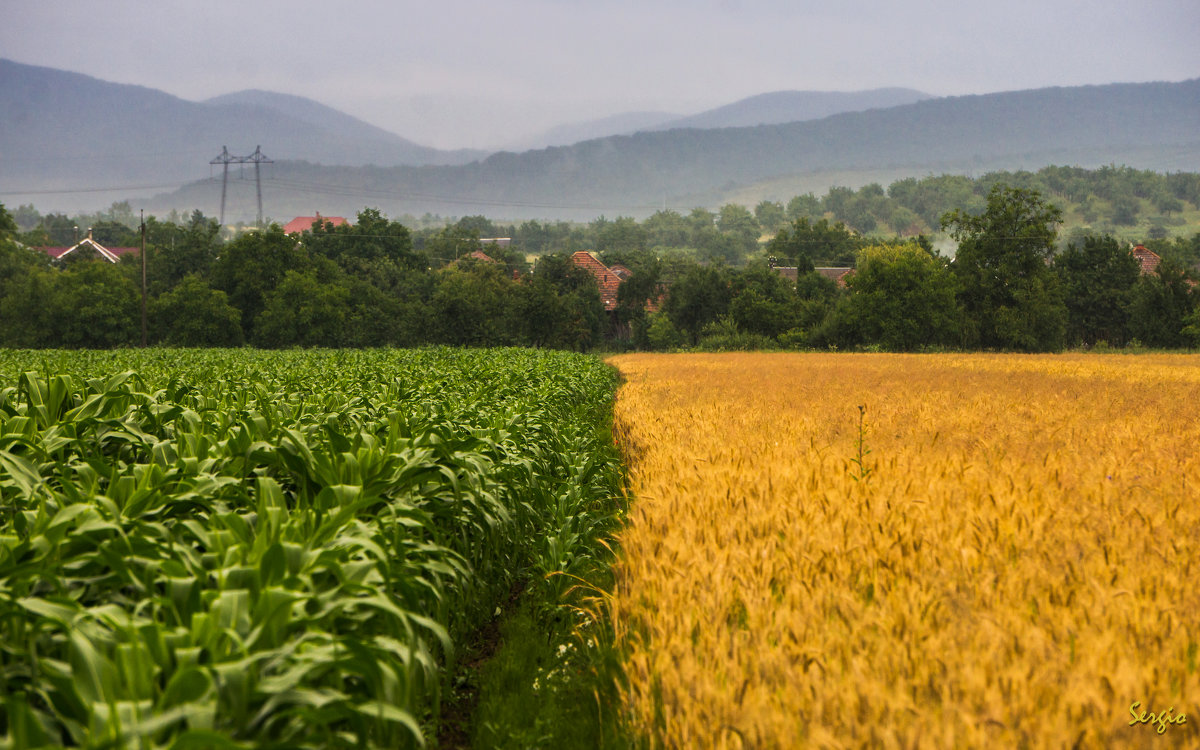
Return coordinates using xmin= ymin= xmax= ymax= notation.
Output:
xmin=570 ymin=251 xmax=622 ymax=311
xmin=40 ymin=238 xmax=138 ymax=263
xmin=1131 ymin=245 xmax=1161 ymax=275
xmin=283 ymin=215 xmax=348 ymax=234
xmin=466 ymin=249 xmax=498 ymax=263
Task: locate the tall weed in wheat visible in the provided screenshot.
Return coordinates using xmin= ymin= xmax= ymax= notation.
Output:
xmin=608 ymin=352 xmax=1200 ymax=748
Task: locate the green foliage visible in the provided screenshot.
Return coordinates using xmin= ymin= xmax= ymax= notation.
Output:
xmin=661 ymin=264 xmax=733 ymax=345
xmin=753 ymin=200 xmax=786 ymax=233
xmin=432 ymin=263 xmax=523 ymax=346
xmin=645 ymin=314 xmax=685 ymax=350
xmin=840 ymin=243 xmax=961 ymax=350
xmin=1127 ymin=258 xmax=1199 ymax=348
xmin=0 ymin=204 xmax=17 ymax=243
xmin=766 ymin=217 xmax=862 ymax=269
xmin=209 ymin=228 xmax=318 ymax=340
xmin=595 ymin=217 xmax=648 ymax=255
xmin=0 ymin=348 xmax=623 ymax=749
xmin=306 ymin=208 xmax=425 ymax=272
xmin=943 ymin=184 xmax=1067 ymax=351
xmin=144 ymin=211 xmax=222 ymax=296
xmin=149 ymin=274 xmax=244 ymax=347
xmin=253 ymin=270 xmax=353 ymax=347
xmin=697 ymin=316 xmax=776 ymax=351
xmin=1053 ymin=235 xmax=1140 ymax=346
xmin=728 ymin=263 xmax=802 ymax=339
xmin=522 ymin=255 xmax=605 ymax=351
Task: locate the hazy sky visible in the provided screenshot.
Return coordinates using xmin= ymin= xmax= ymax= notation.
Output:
xmin=3 ymin=0 xmax=1197 ymax=149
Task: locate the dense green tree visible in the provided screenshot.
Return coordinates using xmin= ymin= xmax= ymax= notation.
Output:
xmin=686 ymin=208 xmax=716 ymax=236
xmin=646 ymin=313 xmax=685 ymax=350
xmin=1110 ymin=196 xmax=1140 ymax=226
xmin=889 ymin=175 xmax=980 ymax=228
xmin=51 ymin=262 xmax=141 ymax=348
xmin=1052 ymin=235 xmax=1140 ymax=346
xmin=839 ymin=243 xmax=960 ymax=350
xmin=694 ymin=226 xmax=745 ymax=265
xmin=209 ymin=227 xmax=320 ymax=340
xmin=253 ymin=270 xmax=352 ymax=348
xmin=662 ymin=264 xmax=732 ymax=344
xmin=1127 ymin=258 xmax=1197 ymax=348
xmin=11 ymin=204 xmax=41 ymax=232
xmin=89 ymin=220 xmax=136 ymax=246
xmin=612 ymin=254 xmax=664 ymax=348
xmin=455 ymin=215 xmax=501 ymax=238
xmin=0 ymin=203 xmax=18 ymax=242
xmin=641 ymin=210 xmax=691 ymax=249
xmin=307 ymin=208 xmax=425 ymax=272
xmin=522 ymin=254 xmax=605 ymax=350
xmin=943 ymin=184 xmax=1067 ymax=351
xmin=39 ymin=213 xmax=79 ymax=246
xmin=753 ymin=200 xmax=786 ymax=233
xmin=150 ymin=274 xmax=244 ymax=347
xmin=596 ymin=216 xmax=648 ymax=254
xmin=717 ymin=203 xmax=760 ymax=256
xmin=727 ymin=263 xmax=801 ymax=339
xmin=0 ymin=266 xmax=60 ymax=347
xmin=784 ymin=193 xmax=822 ymax=223
xmin=766 ymin=217 xmax=862 ymax=269
xmin=145 ymin=211 xmax=222 ymax=295
xmin=431 ymin=261 xmax=522 ymax=346
xmin=1144 ymin=233 xmax=1200 ymax=270
xmin=1166 ymin=172 xmax=1200 ymax=207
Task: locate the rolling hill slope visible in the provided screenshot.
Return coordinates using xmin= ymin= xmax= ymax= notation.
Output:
xmin=0 ymin=59 xmax=485 ymax=211
xmin=148 ymin=78 xmax=1200 ymax=221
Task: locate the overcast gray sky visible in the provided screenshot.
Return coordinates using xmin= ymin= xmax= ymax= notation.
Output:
xmin=3 ymin=0 xmax=1197 ymax=149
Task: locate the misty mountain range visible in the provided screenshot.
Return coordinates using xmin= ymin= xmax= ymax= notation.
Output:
xmin=1 ymin=57 xmax=1198 ymax=220
xmin=503 ymin=88 xmax=932 ymax=150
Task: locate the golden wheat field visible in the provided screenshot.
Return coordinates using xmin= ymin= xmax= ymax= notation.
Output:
xmin=606 ymin=353 xmax=1200 ymax=749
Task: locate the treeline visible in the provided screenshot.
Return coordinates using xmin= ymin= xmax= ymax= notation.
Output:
xmin=13 ymin=166 xmax=1200 ymax=264
xmin=2 ymin=172 xmax=1200 ymax=353
xmin=0 ymin=207 xmax=612 ymax=351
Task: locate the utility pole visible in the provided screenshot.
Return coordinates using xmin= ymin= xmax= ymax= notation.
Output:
xmin=140 ymin=210 xmax=147 ymax=348
xmin=210 ymin=146 xmax=273 ymax=228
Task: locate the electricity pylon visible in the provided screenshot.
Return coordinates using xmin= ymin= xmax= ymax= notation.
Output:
xmin=210 ymin=146 xmax=273 ymax=228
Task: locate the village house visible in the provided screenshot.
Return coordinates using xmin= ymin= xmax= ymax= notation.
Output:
xmin=281 ymin=213 xmax=349 ymax=234
xmin=770 ymin=262 xmax=853 ymax=287
xmin=1131 ymin=244 xmax=1161 ymax=275
xmin=39 ymin=231 xmax=138 ymax=263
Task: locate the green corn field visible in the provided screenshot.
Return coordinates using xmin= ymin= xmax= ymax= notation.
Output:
xmin=0 ymin=348 xmax=623 ymax=749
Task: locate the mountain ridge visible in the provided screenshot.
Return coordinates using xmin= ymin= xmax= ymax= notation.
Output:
xmin=2 ymin=58 xmax=1196 ymax=220
xmin=158 ymin=77 xmax=1195 ymax=221
xmin=0 ymin=58 xmax=487 ymax=211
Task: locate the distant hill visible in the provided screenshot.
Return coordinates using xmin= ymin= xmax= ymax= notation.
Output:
xmin=505 ymin=89 xmax=931 ymax=151
xmin=651 ymin=88 xmax=933 ymax=131
xmin=147 ymin=79 xmax=1200 ymax=222
xmin=505 ymin=110 xmax=682 ymax=151
xmin=0 ymin=59 xmax=486 ymax=211
xmin=203 ymin=89 xmax=485 ymax=166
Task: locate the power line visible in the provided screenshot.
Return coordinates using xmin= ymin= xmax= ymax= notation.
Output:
xmin=0 ymin=182 xmax=192 ymax=196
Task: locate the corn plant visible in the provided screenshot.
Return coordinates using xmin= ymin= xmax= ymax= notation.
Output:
xmin=0 ymin=347 xmax=622 ymax=749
